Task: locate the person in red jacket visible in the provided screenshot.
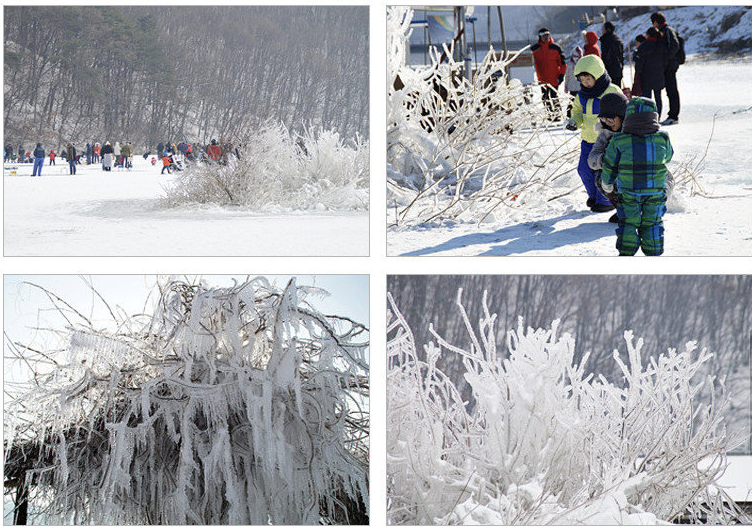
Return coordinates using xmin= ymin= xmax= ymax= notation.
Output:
xmin=161 ymin=153 xmax=172 ymax=174
xmin=532 ymin=27 xmax=567 ymax=122
xmin=583 ymin=30 xmax=601 ymax=57
xmin=207 ymin=139 xmax=222 ymax=161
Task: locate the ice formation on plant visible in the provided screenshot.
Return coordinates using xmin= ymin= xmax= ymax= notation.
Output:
xmin=164 ymin=122 xmax=368 ymax=212
xmin=387 ymin=7 xmax=582 ymax=225
xmin=5 ymin=277 xmax=369 ymax=525
xmin=387 ymin=289 xmax=742 ymax=525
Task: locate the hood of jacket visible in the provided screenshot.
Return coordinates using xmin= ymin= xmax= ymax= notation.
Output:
xmin=622 ymin=97 xmax=660 ymax=135
xmin=585 ymin=31 xmax=599 ymax=46
xmin=569 ymin=45 xmax=583 ymax=63
xmin=594 ymin=120 xmax=617 ymax=136
xmin=574 ymin=54 xmax=606 ymax=78
xmin=625 ymin=96 xmax=658 ymax=117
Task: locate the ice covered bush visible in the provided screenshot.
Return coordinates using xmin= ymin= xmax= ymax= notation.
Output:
xmin=4 ymin=277 xmax=369 ymax=525
xmin=387 ymin=289 xmax=742 ymax=525
xmin=164 ymin=122 xmax=368 ymax=212
xmin=387 ymin=7 xmax=580 ymax=225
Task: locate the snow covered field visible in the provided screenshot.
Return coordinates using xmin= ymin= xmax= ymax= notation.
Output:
xmin=4 ymin=156 xmax=368 ymax=256
xmin=388 ymin=58 xmax=752 ymax=256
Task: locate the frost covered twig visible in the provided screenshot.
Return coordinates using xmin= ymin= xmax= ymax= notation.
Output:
xmin=387 ymin=7 xmax=580 ymax=226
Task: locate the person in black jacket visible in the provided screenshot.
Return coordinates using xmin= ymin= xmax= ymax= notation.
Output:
xmin=651 ymin=11 xmax=681 ymax=125
xmin=600 ymin=21 xmax=624 ymax=87
xmin=66 ymin=143 xmax=77 ymax=175
xmin=32 ymin=143 xmax=45 ymax=176
xmin=101 ymin=141 xmax=115 ymax=171
xmin=634 ymin=28 xmax=668 ymax=119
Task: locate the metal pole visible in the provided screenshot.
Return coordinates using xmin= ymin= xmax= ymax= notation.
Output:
xmin=453 ymin=7 xmax=461 ymax=63
xmin=487 ymin=6 xmax=491 ymax=50
xmin=472 ymin=21 xmax=478 ymax=66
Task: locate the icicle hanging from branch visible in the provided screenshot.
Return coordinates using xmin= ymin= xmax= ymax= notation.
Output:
xmin=4 ymin=277 xmax=369 ymax=525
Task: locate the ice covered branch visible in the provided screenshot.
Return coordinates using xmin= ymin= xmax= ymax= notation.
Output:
xmin=164 ymin=122 xmax=368 ymax=212
xmin=5 ymin=277 xmax=369 ymax=525
xmin=387 ymin=7 xmax=579 ymax=226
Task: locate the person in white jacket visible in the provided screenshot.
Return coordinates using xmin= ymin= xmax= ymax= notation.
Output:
xmin=563 ymin=46 xmax=583 ymax=118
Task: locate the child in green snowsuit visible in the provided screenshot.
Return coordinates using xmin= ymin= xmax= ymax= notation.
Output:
xmin=600 ymin=97 xmax=673 ymax=256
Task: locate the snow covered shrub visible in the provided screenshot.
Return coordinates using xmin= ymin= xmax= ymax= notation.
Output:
xmin=387 ymin=7 xmax=580 ymax=225
xmin=5 ymin=278 xmax=369 ymax=524
xmin=164 ymin=122 xmax=368 ymax=212
xmin=387 ymin=290 xmax=742 ymax=525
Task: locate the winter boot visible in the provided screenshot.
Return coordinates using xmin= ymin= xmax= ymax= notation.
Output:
xmin=586 ymin=198 xmax=596 ymax=208
xmin=608 ymin=213 xmax=619 ymax=223
xmin=591 ymin=203 xmax=615 ymax=213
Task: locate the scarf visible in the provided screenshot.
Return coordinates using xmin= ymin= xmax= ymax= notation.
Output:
xmin=578 ymin=71 xmax=613 ymax=99
xmin=622 ymin=111 xmax=660 ymax=135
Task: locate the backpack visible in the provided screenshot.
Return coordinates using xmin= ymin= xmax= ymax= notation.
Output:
xmin=676 ymin=31 xmax=686 ymax=65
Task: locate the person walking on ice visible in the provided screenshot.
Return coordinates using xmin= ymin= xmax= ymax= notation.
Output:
xmin=101 ymin=141 xmax=114 ymax=171
xmin=531 ymin=27 xmax=567 ymax=122
xmin=66 ymin=143 xmax=77 ymax=175
xmin=600 ymin=97 xmax=673 ymax=256
xmin=651 ymin=11 xmax=682 ymax=125
xmin=32 ymin=143 xmax=45 ymax=176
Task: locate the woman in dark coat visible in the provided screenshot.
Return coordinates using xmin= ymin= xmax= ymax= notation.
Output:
xmin=634 ymin=27 xmax=668 ymax=118
xmin=101 ymin=141 xmax=115 ymax=171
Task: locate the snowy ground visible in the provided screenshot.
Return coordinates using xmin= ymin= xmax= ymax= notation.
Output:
xmin=388 ymin=58 xmax=752 ymax=256
xmin=4 ymin=156 xmax=368 ymax=256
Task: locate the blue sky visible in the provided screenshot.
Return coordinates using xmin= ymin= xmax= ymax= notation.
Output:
xmin=3 ymin=275 xmax=369 ymax=383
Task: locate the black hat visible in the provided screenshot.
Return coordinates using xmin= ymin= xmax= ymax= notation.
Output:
xmin=598 ymin=91 xmax=629 ymax=118
xmin=538 ymin=27 xmax=550 ymax=36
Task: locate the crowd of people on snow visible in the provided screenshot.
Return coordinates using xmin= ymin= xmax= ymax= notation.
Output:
xmin=4 ymin=138 xmax=243 ymax=176
xmin=531 ymin=11 xmax=681 ymax=256
xmin=533 ymin=11 xmax=683 ymax=127
xmin=153 ymin=139 xmax=241 ymax=174
xmin=5 ymin=140 xmax=135 ymax=174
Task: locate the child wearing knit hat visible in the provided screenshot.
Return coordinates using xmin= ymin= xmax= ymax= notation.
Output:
xmin=587 ymin=91 xmax=629 ymax=223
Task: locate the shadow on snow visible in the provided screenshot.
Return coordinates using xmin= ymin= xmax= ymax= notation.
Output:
xmin=400 ymin=212 xmax=615 ymax=256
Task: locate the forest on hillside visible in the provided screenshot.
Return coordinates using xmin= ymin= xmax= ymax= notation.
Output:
xmin=3 ymin=6 xmax=369 ymax=149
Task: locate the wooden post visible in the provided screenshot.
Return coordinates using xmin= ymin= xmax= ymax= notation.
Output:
xmin=497 ymin=7 xmax=508 ymax=60
xmin=497 ymin=7 xmax=509 ymax=83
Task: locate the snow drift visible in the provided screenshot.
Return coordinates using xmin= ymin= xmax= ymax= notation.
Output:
xmin=4 ymin=278 xmax=369 ymax=524
xmin=387 ymin=290 xmax=745 ymax=525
